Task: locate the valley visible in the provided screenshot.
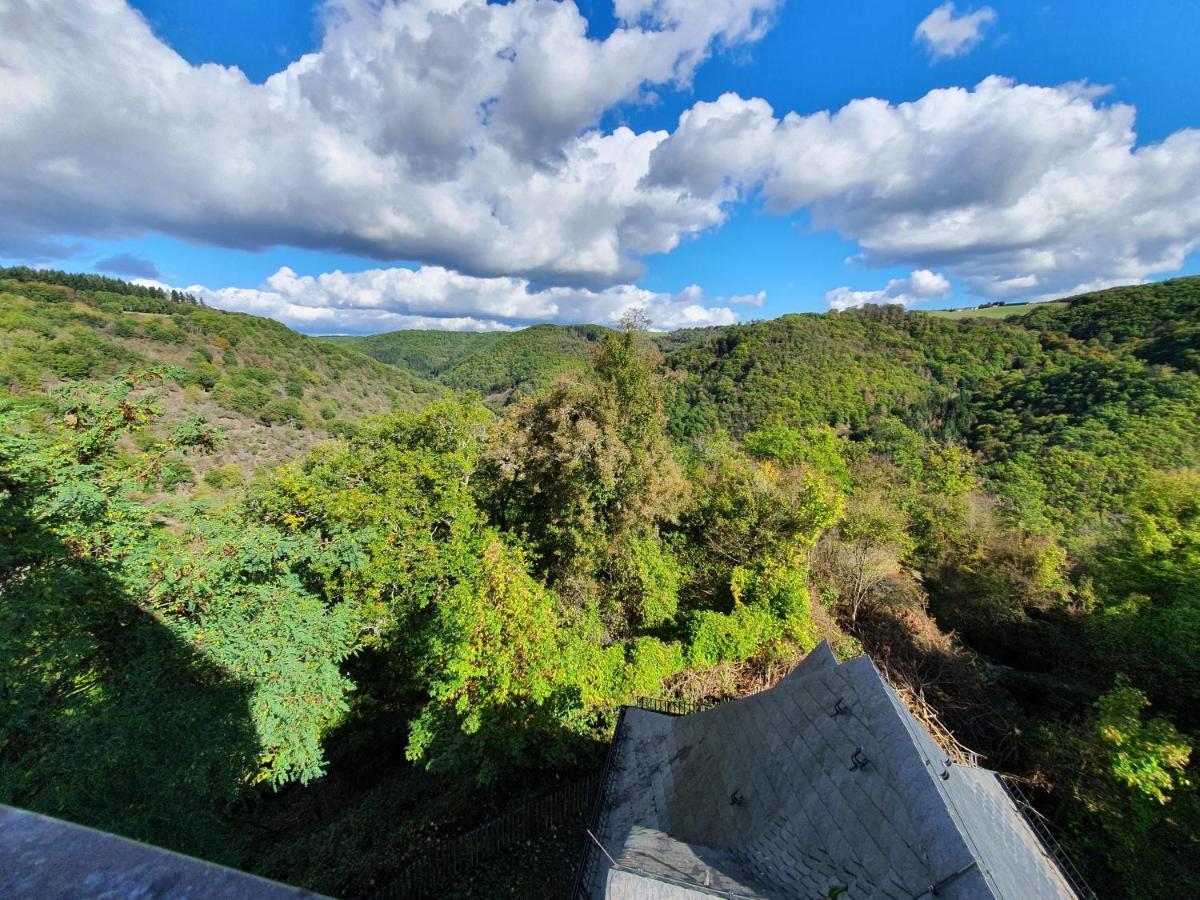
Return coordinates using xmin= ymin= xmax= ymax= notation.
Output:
xmin=1 ymin=270 xmax=1197 ymax=898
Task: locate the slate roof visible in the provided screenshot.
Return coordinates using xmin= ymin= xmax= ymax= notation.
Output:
xmin=583 ymin=641 xmax=1080 ymax=900
xmin=0 ymin=803 xmax=322 ymax=899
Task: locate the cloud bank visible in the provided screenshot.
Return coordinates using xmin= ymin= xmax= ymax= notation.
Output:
xmin=648 ymin=78 xmax=1200 ymax=300
xmin=825 ymin=270 xmax=951 ymax=311
xmin=0 ymin=0 xmax=776 ymax=287
xmin=1 ymin=0 xmax=1198 ymax=329
xmin=167 ymin=265 xmax=744 ymax=334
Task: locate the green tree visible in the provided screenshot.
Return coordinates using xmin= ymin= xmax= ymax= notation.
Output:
xmin=244 ymin=399 xmax=602 ymax=775
xmin=1 ymin=376 xmax=360 ymax=858
xmin=483 ymin=312 xmax=688 ymax=630
xmin=406 ymin=537 xmax=581 ymax=780
xmin=1086 ymin=470 xmax=1200 ymax=722
xmin=812 ymin=492 xmax=914 ymax=627
xmin=1093 ymin=678 xmax=1191 ymax=806
xmin=1058 ymin=677 xmax=1199 ymax=896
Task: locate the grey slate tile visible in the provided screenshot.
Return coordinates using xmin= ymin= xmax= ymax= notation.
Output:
xmin=0 ymin=805 xmax=321 ymax=900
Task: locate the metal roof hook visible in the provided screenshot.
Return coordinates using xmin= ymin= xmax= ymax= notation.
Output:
xmin=830 ymin=696 xmax=847 ymax=717
xmin=848 ymin=747 xmax=869 ymax=771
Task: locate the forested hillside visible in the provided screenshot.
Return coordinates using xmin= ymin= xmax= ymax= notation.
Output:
xmin=666 ymin=286 xmax=1200 ymax=532
xmin=332 ymin=322 xmax=734 ymax=406
xmin=327 ymin=324 xmax=607 ymax=405
xmin=0 ymin=268 xmax=440 ymax=491
xmin=2 ymin=272 xmax=1197 ymax=898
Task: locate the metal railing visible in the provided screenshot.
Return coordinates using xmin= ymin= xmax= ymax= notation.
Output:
xmin=372 ymin=773 xmax=600 ymax=899
xmin=632 ymin=695 xmax=712 ymax=717
xmin=371 ymin=691 xmax=1091 ymax=900
xmin=569 ymin=706 xmax=629 ymax=899
xmin=999 ymin=777 xmax=1099 ymax=900
xmin=375 ymin=696 xmax=713 ymax=899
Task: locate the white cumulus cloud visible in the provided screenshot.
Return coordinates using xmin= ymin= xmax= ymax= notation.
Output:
xmin=0 ymin=0 xmax=777 ymax=286
xmin=825 ymin=269 xmax=951 ymax=311
xmin=648 ymin=77 xmax=1200 ymax=300
xmin=3 ymin=1 xmax=1198 ymax=310
xmin=168 ymin=265 xmax=744 ymax=334
xmin=728 ymin=290 xmax=768 ymax=306
xmin=914 ymin=3 xmax=997 ymax=61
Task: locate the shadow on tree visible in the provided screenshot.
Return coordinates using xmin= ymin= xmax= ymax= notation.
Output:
xmin=237 ymin=645 xmax=608 ymax=898
xmin=0 ymin=487 xmax=259 ymax=864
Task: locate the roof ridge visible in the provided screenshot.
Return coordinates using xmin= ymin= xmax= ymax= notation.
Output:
xmin=826 ymin=656 xmax=985 ymax=893
xmin=853 ymin=655 xmax=1011 ymax=898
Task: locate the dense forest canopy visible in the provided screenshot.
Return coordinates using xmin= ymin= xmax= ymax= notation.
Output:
xmin=2 ymin=271 xmax=1198 ymax=897
xmin=325 ymin=324 xmax=608 ymax=407
xmin=0 ymin=265 xmax=204 ymax=305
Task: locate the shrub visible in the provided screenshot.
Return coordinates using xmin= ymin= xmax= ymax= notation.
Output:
xmin=259 ymin=398 xmax=305 ymax=426
xmin=241 ymin=366 xmax=277 ymax=386
xmin=203 ymin=464 xmax=244 ymax=490
xmin=46 ymin=338 xmax=104 ymax=378
xmin=610 ymin=533 xmax=682 ymax=628
xmin=185 ymin=363 xmax=220 ymax=390
xmin=158 ymin=454 xmax=195 ymax=490
xmin=213 ymin=381 xmax=273 ymax=419
xmin=142 ymin=320 xmax=186 ymax=344
xmin=687 ymin=603 xmax=780 ymax=666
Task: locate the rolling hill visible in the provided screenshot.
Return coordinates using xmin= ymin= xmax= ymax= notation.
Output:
xmin=326 ymin=322 xmax=735 ymax=406
xmin=0 ymin=267 xmax=441 ymax=489
xmin=4 ymin=268 xmax=1199 ymax=897
xmin=325 ymin=323 xmax=609 ymax=404
xmin=664 ymin=275 xmax=1200 ymax=532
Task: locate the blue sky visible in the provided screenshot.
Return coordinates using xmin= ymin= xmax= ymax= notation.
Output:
xmin=1 ymin=1 xmax=1198 ymax=332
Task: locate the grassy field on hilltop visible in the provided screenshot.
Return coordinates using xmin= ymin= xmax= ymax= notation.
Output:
xmin=923 ymin=300 xmax=1068 ymax=319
